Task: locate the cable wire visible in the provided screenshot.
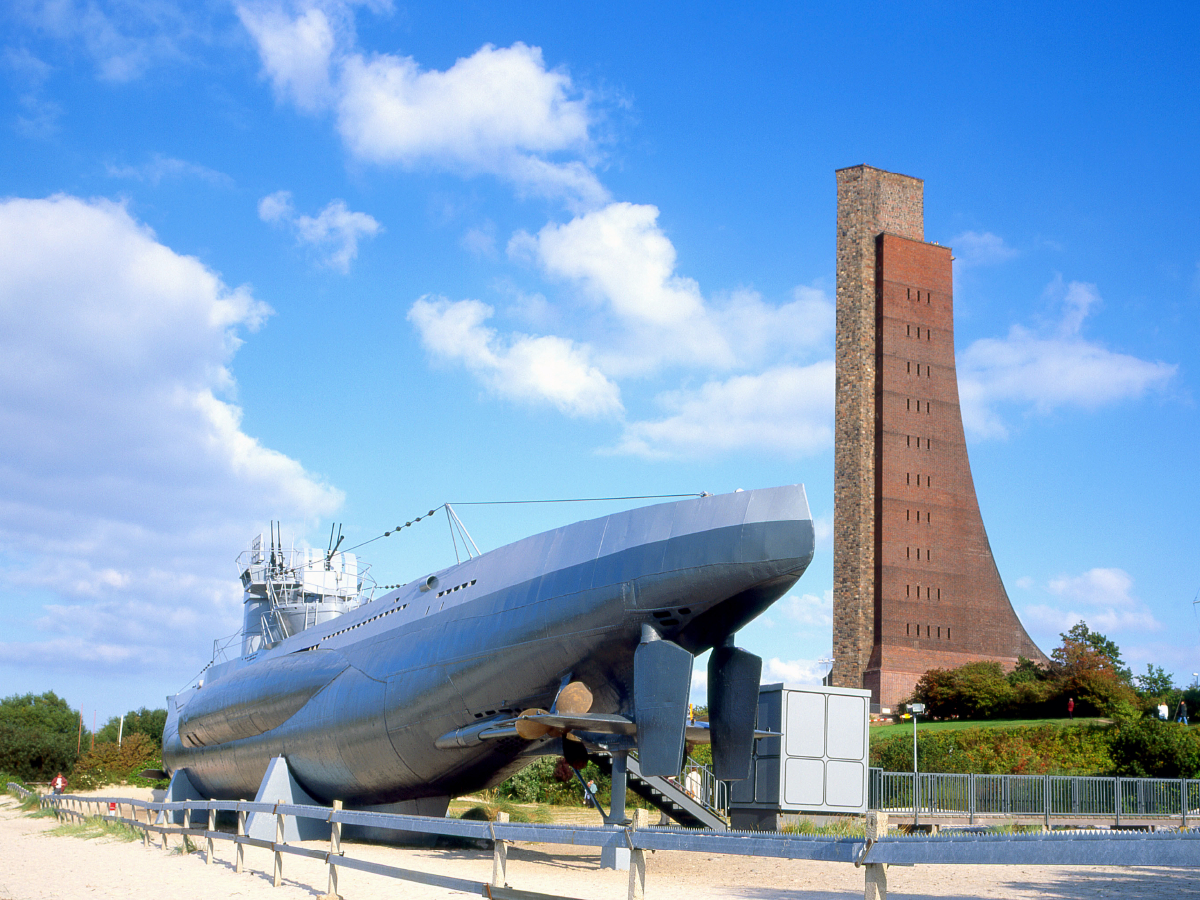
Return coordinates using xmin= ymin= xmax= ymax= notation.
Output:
xmin=448 ymin=492 xmax=706 ymax=506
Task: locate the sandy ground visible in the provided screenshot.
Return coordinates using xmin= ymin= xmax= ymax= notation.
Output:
xmin=2 ymin=791 xmax=1199 ymax=900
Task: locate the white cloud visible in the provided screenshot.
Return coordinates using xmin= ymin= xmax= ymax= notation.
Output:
xmin=237 ymin=2 xmax=343 ymax=111
xmin=690 ymin=665 xmax=708 ymax=705
xmin=949 ymin=230 xmax=1018 ymax=269
xmin=763 ymin=657 xmax=827 ymax=685
xmin=511 ymin=203 xmax=835 ymax=378
xmin=511 ymin=202 xmax=731 ymax=373
xmin=461 ymin=224 xmax=497 ymax=258
xmin=959 ymin=278 xmax=1176 ymax=438
xmin=782 ymin=590 xmax=833 ymax=628
xmin=106 ymin=153 xmax=232 ymax=187
xmin=239 ymin=3 xmax=604 ymax=208
xmin=258 ymin=190 xmax=382 ymax=272
xmin=1022 ymin=567 xmax=1162 ymax=635
xmin=408 ymin=297 xmax=622 ymax=417
xmin=0 ymin=194 xmax=341 ymax=679
xmin=16 ymin=0 xmax=196 ymax=82
xmin=613 ymin=363 xmax=835 ymax=459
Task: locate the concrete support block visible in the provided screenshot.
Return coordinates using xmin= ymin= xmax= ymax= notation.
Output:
xmin=247 ymin=756 xmax=330 ymax=842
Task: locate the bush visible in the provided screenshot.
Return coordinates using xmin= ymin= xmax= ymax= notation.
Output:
xmin=70 ymin=733 xmax=162 ymax=791
xmin=871 ymin=723 xmax=1114 ymax=775
xmin=0 ymin=724 xmax=79 ymax=783
xmin=1108 ymin=720 xmax=1200 ymax=778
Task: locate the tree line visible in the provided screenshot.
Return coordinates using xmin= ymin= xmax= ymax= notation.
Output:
xmin=0 ymin=691 xmax=166 ymax=786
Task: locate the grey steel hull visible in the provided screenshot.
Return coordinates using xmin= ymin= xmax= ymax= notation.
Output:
xmin=163 ymin=485 xmax=815 ymax=803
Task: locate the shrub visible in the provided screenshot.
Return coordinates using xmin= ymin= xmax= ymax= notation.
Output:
xmin=871 ymin=723 xmax=1114 ymax=775
xmin=1108 ymin=720 xmax=1200 ymax=778
xmin=71 ymin=733 xmax=162 ymax=790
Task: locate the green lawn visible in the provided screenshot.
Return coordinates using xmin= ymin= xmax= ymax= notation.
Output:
xmin=869 ymin=717 xmax=1108 ymax=742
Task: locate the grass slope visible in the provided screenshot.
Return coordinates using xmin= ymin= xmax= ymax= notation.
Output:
xmin=870 ymin=717 xmax=1106 ymax=743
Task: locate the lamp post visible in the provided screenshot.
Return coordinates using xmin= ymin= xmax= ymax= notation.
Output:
xmin=910 ymin=702 xmax=925 ymax=825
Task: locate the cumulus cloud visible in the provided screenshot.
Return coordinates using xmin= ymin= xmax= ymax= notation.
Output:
xmin=0 ymin=194 xmax=341 ymax=680
xmin=613 ymin=363 xmax=835 ymax=459
xmin=782 ymin=590 xmax=834 ymax=628
xmin=959 ymin=277 xmax=1176 ymax=438
xmin=511 ymin=202 xmax=835 ymax=376
xmin=258 ymin=190 xmax=382 ymax=272
xmin=1022 ymin=568 xmax=1162 ymax=634
xmin=763 ymin=657 xmax=828 ymax=685
xmin=408 ymin=296 xmax=622 ymax=417
xmin=238 ymin=2 xmax=604 ymax=208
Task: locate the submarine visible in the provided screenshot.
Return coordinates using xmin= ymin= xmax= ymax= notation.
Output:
xmin=162 ymin=485 xmax=815 ymax=821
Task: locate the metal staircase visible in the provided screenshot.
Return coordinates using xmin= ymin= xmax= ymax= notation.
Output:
xmin=595 ymin=753 xmax=728 ymax=830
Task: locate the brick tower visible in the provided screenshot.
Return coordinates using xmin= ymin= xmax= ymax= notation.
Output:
xmin=831 ymin=165 xmax=1045 ymax=709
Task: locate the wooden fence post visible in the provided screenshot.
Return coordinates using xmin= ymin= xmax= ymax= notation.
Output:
xmin=627 ymin=808 xmax=649 ymax=900
xmin=863 ymin=811 xmax=888 ymax=900
xmin=207 ymin=806 xmax=216 ymax=865
xmin=325 ymin=799 xmax=343 ymax=900
xmin=492 ymin=810 xmax=510 ymax=888
xmin=274 ymin=808 xmax=284 ymax=887
xmin=236 ymin=808 xmax=246 ymax=874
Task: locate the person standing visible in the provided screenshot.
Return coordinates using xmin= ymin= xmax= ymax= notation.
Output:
xmin=1067 ymin=697 xmax=1074 ymax=720
xmin=51 ymin=772 xmax=67 ymax=794
xmin=1178 ymin=700 xmax=1189 ymax=725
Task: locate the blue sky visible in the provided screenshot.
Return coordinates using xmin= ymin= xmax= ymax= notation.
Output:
xmin=1 ymin=1 xmax=1197 ymax=723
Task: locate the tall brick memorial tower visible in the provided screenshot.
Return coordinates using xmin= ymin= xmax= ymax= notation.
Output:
xmin=831 ymin=165 xmax=1045 ymax=709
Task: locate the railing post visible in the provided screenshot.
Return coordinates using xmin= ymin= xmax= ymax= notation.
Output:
xmin=236 ymin=808 xmax=246 ymax=874
xmin=1114 ymin=778 xmax=1121 ymax=827
xmin=1183 ymin=779 xmax=1188 ymax=828
xmin=1044 ymin=775 xmax=1050 ymax=831
xmin=628 ymin=808 xmax=649 ymax=900
xmin=274 ymin=808 xmax=284 ymax=887
xmin=207 ymin=805 xmax=215 ymax=865
xmin=864 ymin=811 xmax=888 ymax=900
xmin=492 ymin=810 xmax=509 ymax=888
xmin=968 ymin=774 xmax=975 ymax=825
xmin=326 ymin=799 xmax=343 ymax=899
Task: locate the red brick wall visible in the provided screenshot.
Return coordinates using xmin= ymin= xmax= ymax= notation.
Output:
xmin=866 ymin=233 xmax=1046 ymax=709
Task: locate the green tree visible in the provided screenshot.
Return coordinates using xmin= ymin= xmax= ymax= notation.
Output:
xmin=96 ymin=708 xmax=167 ymax=749
xmin=0 ymin=692 xmax=88 ymax=782
xmin=1049 ymin=622 xmax=1139 ymax=718
xmin=1052 ymin=622 xmax=1132 ymax=684
xmin=1134 ymin=664 xmax=1176 ymax=698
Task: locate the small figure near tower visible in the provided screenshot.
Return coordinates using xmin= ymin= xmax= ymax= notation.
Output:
xmin=831 ymin=165 xmax=1045 ymax=709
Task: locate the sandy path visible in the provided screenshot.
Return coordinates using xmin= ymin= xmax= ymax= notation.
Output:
xmin=2 ymin=793 xmax=1198 ymax=900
